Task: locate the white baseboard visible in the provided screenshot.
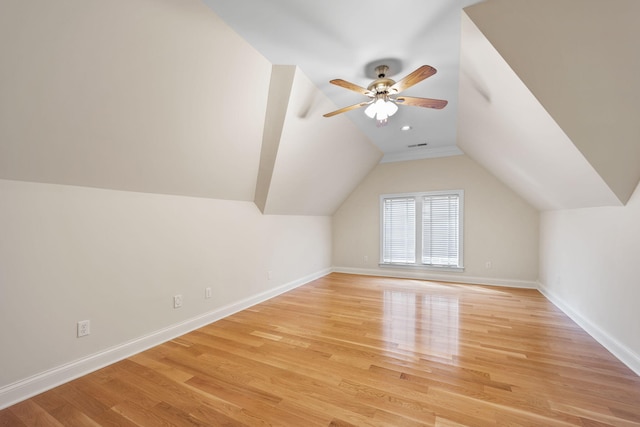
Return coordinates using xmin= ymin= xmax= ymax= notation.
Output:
xmin=537 ymin=282 xmax=640 ymax=377
xmin=332 ymin=266 xmax=538 ymax=289
xmin=0 ymin=268 xmax=331 ymax=410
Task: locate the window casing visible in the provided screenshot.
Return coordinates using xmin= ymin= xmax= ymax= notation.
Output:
xmin=380 ymin=190 xmax=464 ymax=270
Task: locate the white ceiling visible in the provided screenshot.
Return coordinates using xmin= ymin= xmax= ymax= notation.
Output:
xmin=202 ymin=0 xmax=482 ymax=163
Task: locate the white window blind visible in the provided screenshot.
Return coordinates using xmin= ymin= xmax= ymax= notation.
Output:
xmin=380 ymin=191 xmax=463 ymax=269
xmin=382 ymin=197 xmax=416 ymax=263
xmin=422 ymin=194 xmax=460 ymax=266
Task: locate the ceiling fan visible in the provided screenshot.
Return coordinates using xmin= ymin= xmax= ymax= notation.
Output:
xmin=324 ymin=64 xmax=448 ymax=126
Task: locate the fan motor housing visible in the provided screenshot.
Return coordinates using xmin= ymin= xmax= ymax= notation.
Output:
xmin=368 ymin=78 xmax=395 ymax=94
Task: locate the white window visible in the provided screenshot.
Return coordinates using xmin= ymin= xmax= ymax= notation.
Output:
xmin=380 ymin=190 xmax=464 ymax=270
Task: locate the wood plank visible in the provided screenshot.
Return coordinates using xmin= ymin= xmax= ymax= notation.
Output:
xmin=0 ymin=409 xmax=27 ymax=427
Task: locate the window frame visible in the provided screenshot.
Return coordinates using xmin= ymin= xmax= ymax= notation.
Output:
xmin=379 ymin=190 xmax=464 ymax=272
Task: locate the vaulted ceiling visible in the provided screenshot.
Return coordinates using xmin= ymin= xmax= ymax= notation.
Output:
xmin=0 ymin=0 xmax=638 ymax=215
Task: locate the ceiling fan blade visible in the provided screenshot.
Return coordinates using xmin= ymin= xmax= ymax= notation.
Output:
xmin=323 ymin=101 xmax=370 ymax=117
xmin=329 ymin=79 xmax=373 ymax=96
xmin=395 ymin=96 xmax=448 ymax=109
xmin=389 ymin=65 xmax=437 ymax=94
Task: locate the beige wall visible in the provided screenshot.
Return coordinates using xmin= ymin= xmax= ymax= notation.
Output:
xmin=0 ymin=0 xmax=363 ymax=406
xmin=0 ymin=179 xmax=331 ymax=392
xmin=539 ymin=181 xmax=640 ymax=374
xmin=333 ymin=155 xmax=539 ymax=286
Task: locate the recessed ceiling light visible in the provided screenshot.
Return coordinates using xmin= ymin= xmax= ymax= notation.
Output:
xmin=401 ymin=125 xmax=412 ymax=131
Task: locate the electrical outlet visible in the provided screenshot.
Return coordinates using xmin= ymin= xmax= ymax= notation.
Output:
xmin=77 ymin=320 xmax=90 ymax=337
xmin=268 ymin=271 xmax=273 ymax=280
xmin=205 ymin=287 xmax=212 ymax=299
xmin=485 ymin=261 xmax=492 ymax=269
xmin=173 ymin=294 xmax=183 ymax=309
xmin=364 ymin=255 xmax=369 ymax=264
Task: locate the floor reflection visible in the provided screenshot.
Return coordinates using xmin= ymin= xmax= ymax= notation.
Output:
xmin=384 ymin=290 xmax=459 ymax=358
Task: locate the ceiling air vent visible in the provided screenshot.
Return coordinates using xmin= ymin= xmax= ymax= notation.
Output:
xmin=407 ymin=143 xmax=428 ymax=148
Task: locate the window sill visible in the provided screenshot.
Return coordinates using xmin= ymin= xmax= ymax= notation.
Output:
xmin=378 ymin=263 xmax=464 ymax=273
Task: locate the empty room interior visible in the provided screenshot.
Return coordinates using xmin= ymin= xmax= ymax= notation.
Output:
xmin=1 ymin=0 xmax=639 ymax=425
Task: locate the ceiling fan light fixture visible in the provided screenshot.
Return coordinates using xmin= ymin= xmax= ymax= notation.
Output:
xmin=364 ymin=98 xmax=398 ymax=123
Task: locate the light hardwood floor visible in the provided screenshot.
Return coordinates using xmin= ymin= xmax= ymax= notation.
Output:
xmin=2 ymin=273 xmax=640 ymax=426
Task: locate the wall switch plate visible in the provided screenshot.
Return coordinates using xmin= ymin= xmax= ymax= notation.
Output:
xmin=205 ymin=287 xmax=212 ymax=299
xmin=173 ymin=294 xmax=183 ymax=308
xmin=77 ymin=320 xmax=90 ymax=337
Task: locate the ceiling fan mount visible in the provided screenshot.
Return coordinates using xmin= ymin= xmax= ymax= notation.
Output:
xmin=364 ymin=58 xmax=403 ymax=79
xmin=324 ymin=63 xmax=448 ymax=126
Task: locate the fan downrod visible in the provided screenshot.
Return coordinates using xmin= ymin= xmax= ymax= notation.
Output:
xmin=376 ymin=65 xmax=389 ymax=78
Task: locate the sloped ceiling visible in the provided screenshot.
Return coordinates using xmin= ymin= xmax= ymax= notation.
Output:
xmin=1 ymin=0 xmax=636 ymax=216
xmin=256 ymin=65 xmax=381 ymax=215
xmin=198 ymin=0 xmax=636 ymax=210
xmin=457 ymin=14 xmax=619 ymax=210
xmin=0 ymin=0 xmax=381 ymax=215
xmin=0 ymin=0 xmax=270 ymax=201
xmin=465 ymin=0 xmax=640 ymax=205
